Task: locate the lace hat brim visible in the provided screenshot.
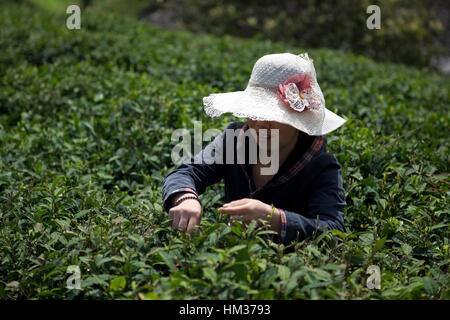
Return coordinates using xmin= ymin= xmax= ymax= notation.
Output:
xmin=203 ymin=84 xmax=346 ymax=136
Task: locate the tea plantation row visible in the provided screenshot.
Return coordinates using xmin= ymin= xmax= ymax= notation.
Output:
xmin=0 ymin=4 xmax=448 ymax=299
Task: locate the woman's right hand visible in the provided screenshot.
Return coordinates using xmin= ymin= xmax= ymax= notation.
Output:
xmin=168 ymin=194 xmax=202 ymax=234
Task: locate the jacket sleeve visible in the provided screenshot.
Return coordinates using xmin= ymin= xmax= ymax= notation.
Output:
xmin=162 ymin=129 xmax=226 ymax=212
xmin=278 ymin=159 xmax=347 ymax=245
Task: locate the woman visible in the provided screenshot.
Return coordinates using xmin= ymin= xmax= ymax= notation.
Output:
xmin=162 ymin=53 xmax=347 ymax=245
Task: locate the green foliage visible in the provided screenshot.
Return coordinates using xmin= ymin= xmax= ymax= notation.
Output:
xmin=24 ymin=0 xmax=446 ymax=67
xmin=0 ymin=3 xmax=449 ymax=299
xmin=173 ymin=0 xmax=445 ymax=68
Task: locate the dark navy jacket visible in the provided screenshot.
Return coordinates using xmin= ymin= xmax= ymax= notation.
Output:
xmin=162 ymin=121 xmax=346 ymax=245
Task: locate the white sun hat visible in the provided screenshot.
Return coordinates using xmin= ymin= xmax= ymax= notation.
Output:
xmin=203 ymin=52 xmax=346 ymax=136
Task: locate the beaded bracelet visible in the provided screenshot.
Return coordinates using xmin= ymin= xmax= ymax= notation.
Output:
xmin=174 ymin=195 xmax=202 ymax=208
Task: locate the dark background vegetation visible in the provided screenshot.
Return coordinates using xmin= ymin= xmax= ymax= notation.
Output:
xmin=21 ymin=0 xmax=449 ymax=70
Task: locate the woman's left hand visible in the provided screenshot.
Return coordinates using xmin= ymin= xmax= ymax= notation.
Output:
xmin=218 ymin=198 xmax=281 ymax=234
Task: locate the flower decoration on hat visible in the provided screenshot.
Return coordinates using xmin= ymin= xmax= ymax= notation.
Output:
xmin=277 ymin=73 xmax=316 ymax=113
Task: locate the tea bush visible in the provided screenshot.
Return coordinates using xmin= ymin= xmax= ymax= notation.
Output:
xmin=0 ymin=4 xmax=448 ymax=299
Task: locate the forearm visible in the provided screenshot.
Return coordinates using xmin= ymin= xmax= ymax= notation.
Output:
xmin=268 ymin=207 xmax=283 ymax=236
xmin=162 ymin=131 xmax=227 ymax=211
xmin=280 ymin=209 xmax=345 ymax=245
xmin=162 ymin=162 xmax=214 ymax=212
xmin=162 ymin=179 xmax=197 ymax=211
xmin=170 ymin=192 xmax=195 ymax=206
